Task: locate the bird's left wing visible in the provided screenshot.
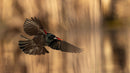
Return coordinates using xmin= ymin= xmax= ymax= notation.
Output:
xmin=49 ymin=39 xmax=82 ymax=53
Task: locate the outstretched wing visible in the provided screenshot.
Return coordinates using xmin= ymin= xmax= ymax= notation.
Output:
xmin=49 ymin=39 xmax=82 ymax=53
xmin=24 ymin=17 xmax=46 ymax=36
xmin=18 ymin=39 xmax=49 ymax=55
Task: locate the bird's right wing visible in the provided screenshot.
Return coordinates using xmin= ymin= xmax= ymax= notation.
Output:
xmin=49 ymin=40 xmax=82 ymax=53
xmin=23 ymin=17 xmax=47 ymax=36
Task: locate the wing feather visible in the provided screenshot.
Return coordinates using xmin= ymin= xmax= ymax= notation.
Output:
xmin=24 ymin=17 xmax=44 ymax=36
xmin=49 ymin=40 xmax=82 ymax=53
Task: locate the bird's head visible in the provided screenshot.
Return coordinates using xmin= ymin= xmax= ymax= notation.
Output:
xmin=43 ymin=29 xmax=62 ymax=40
xmin=46 ymin=33 xmax=62 ymax=43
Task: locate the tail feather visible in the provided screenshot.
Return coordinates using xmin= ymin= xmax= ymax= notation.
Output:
xmin=18 ymin=40 xmax=49 ymax=55
xmin=19 ymin=40 xmax=30 ymax=49
xmin=19 ymin=40 xmax=32 ymax=53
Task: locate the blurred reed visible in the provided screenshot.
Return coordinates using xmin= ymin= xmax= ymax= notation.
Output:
xmin=0 ymin=0 xmax=129 ymax=73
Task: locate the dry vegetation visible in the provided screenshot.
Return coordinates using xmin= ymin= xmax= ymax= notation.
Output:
xmin=0 ymin=0 xmax=130 ymax=73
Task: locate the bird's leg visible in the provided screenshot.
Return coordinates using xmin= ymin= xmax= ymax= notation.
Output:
xmin=20 ymin=35 xmax=30 ymax=40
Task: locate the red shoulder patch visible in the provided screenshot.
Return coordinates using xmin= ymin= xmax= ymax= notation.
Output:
xmin=44 ymin=30 xmax=47 ymax=34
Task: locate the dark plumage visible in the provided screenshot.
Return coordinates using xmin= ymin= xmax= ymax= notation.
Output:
xmin=18 ymin=17 xmax=82 ymax=55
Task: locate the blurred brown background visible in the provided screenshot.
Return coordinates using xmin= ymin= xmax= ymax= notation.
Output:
xmin=0 ymin=0 xmax=130 ymax=73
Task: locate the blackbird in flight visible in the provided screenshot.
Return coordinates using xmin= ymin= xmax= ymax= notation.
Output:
xmin=18 ymin=17 xmax=82 ymax=55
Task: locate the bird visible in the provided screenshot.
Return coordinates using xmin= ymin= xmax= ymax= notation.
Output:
xmin=18 ymin=17 xmax=82 ymax=55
